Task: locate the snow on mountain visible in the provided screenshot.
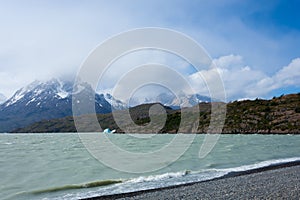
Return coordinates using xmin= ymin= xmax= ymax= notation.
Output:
xmin=104 ymin=93 xmax=127 ymax=110
xmin=0 ymin=79 xmax=118 ymax=132
xmin=4 ymin=80 xmax=41 ymax=107
xmin=0 ymin=78 xmax=212 ymax=132
xmin=2 ymin=79 xmax=73 ymax=108
xmin=127 ymin=92 xmax=211 ymax=108
xmin=2 ymin=79 xmax=106 ymax=109
xmin=170 ymin=93 xmax=211 ymax=107
xmin=0 ymin=93 xmax=6 ymax=104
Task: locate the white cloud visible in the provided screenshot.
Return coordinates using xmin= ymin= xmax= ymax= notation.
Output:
xmin=213 ymin=54 xmax=243 ymax=69
xmin=0 ymin=1 xmax=139 ymax=98
xmin=189 ymin=55 xmax=300 ymax=101
xmin=274 ymin=58 xmax=300 ymax=85
xmin=97 ymin=49 xmax=194 ymax=93
xmin=0 ymin=1 xmax=299 ymax=101
xmin=255 ymin=58 xmax=300 ymax=94
xmin=108 ymin=62 xmax=194 ymax=103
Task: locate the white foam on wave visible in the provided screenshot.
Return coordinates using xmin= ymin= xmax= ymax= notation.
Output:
xmin=219 ymin=157 xmax=300 ymax=173
xmin=126 ymin=170 xmax=190 ymax=184
xmin=46 ymin=157 xmax=300 ymax=200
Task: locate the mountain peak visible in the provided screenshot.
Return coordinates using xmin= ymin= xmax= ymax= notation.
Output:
xmin=2 ymin=79 xmax=72 ymax=107
xmin=127 ymin=92 xmax=211 ymax=108
xmin=103 ymin=93 xmax=127 ymax=110
xmin=0 ymin=79 xmax=125 ymax=132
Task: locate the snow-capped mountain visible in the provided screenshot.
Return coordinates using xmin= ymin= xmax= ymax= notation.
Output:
xmin=0 ymin=79 xmax=125 ymax=132
xmin=128 ymin=92 xmax=211 ymax=108
xmin=0 ymin=78 xmax=210 ymax=132
xmin=103 ymin=93 xmax=128 ymax=110
xmin=0 ymin=93 xmax=6 ymax=104
xmin=2 ymin=79 xmax=71 ymax=108
xmin=168 ymin=93 xmax=211 ymax=108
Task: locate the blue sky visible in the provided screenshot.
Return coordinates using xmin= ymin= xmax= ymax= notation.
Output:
xmin=0 ymin=0 xmax=299 ymax=101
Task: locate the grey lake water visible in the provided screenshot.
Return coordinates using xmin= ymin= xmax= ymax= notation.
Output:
xmin=0 ymin=133 xmax=299 ymax=200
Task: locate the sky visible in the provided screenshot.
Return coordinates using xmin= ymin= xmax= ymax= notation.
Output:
xmin=0 ymin=0 xmax=300 ymax=101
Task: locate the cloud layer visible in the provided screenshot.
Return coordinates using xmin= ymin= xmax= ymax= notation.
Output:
xmin=0 ymin=1 xmax=299 ymax=100
xmin=190 ymin=55 xmax=300 ymax=101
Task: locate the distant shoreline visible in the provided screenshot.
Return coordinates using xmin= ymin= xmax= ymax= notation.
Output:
xmin=82 ymin=160 xmax=300 ymax=200
xmin=6 ymin=132 xmax=300 ymax=134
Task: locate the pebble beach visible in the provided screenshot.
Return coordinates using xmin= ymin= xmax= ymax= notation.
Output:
xmin=84 ymin=162 xmax=300 ymax=200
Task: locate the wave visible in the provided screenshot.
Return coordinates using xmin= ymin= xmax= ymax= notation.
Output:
xmin=22 ymin=157 xmax=300 ymax=200
xmin=121 ymin=157 xmax=300 ymax=192
xmin=76 ymin=158 xmax=300 ymax=200
xmin=214 ymin=157 xmax=300 ymax=181
xmin=24 ymin=171 xmax=190 ymax=198
xmin=219 ymin=157 xmax=300 ymax=174
xmin=126 ymin=170 xmax=191 ymax=184
xmin=31 ymin=179 xmax=122 ymax=194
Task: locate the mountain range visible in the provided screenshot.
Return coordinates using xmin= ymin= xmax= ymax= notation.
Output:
xmin=13 ymin=93 xmax=300 ymax=134
xmin=130 ymin=92 xmax=211 ymax=109
xmin=0 ymin=79 xmax=120 ymax=132
xmin=0 ymin=79 xmax=210 ymax=132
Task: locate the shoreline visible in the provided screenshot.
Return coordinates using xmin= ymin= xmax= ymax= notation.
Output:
xmin=83 ymin=160 xmax=300 ymax=200
xmin=6 ymin=132 xmax=300 ymax=134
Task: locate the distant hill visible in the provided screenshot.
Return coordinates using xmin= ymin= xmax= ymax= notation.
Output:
xmin=12 ymin=93 xmax=300 ymax=134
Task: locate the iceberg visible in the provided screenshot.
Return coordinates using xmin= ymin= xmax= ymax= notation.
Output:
xmin=103 ymin=128 xmax=116 ymax=134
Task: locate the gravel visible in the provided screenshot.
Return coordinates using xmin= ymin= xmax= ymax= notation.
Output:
xmin=84 ymin=164 xmax=300 ymax=200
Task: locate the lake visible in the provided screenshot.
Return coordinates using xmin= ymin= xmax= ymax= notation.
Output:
xmin=1 ymin=133 xmax=299 ymax=200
